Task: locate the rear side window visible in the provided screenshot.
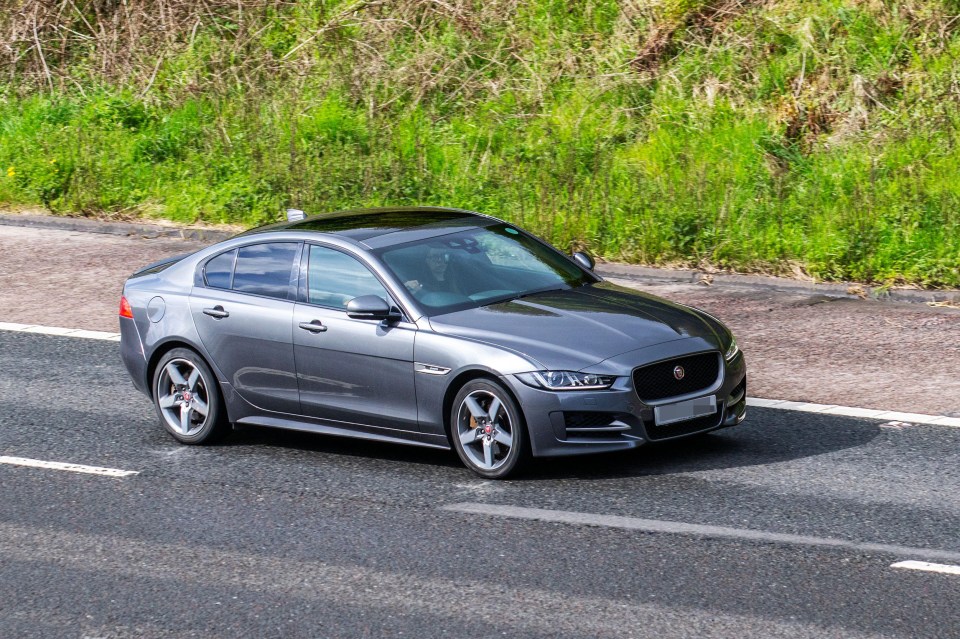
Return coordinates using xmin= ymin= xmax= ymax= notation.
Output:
xmin=204 ymin=249 xmax=236 ymax=289
xmin=232 ymin=243 xmax=299 ymax=300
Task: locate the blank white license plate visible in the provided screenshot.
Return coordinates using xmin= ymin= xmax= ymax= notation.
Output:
xmin=654 ymin=395 xmax=717 ymax=426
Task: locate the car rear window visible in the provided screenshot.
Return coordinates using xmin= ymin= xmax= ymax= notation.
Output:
xmin=231 ymin=243 xmax=299 ymax=300
xmin=204 ymin=249 xmax=236 ymax=289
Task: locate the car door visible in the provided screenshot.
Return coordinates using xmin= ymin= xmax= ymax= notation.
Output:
xmin=190 ymin=241 xmax=301 ymax=414
xmin=293 ymin=243 xmax=418 ymax=431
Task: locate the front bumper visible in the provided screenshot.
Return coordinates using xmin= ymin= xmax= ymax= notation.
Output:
xmin=507 ymin=351 xmax=747 ymax=458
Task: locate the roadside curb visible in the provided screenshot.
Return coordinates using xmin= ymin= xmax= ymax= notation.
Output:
xmin=3 ymin=211 xmax=959 ymax=305
xmin=0 ymin=212 xmax=232 ymax=243
xmin=597 ymin=265 xmax=960 ymax=305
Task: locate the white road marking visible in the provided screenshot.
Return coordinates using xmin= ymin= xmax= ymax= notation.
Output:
xmin=746 ymin=397 xmax=960 ymax=428
xmin=0 ymin=456 xmax=138 ymax=478
xmin=0 ymin=322 xmax=120 ymax=341
xmin=2 ymin=322 xmax=959 ymax=428
xmin=891 ymin=560 xmax=960 ymax=576
xmin=879 ymin=421 xmax=913 ymax=429
xmin=442 ymin=503 xmax=960 ymax=564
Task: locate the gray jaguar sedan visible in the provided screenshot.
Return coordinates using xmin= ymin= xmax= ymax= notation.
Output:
xmin=120 ymin=207 xmax=746 ymax=478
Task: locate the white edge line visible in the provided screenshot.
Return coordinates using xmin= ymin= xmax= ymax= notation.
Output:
xmin=746 ymin=397 xmax=960 ymax=428
xmin=742 ymin=398 xmax=786 ymax=408
xmin=891 ymin=560 xmax=960 ymax=576
xmin=0 ymin=323 xmax=120 ymax=341
xmin=0 ymin=323 xmax=957 ymax=428
xmin=0 ymin=456 xmax=138 ymax=478
xmin=926 ymin=416 xmax=960 ymax=427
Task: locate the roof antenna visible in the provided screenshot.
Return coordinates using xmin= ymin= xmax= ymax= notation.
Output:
xmin=286 ymin=208 xmax=306 ymax=222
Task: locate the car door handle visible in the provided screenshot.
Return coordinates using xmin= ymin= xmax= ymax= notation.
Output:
xmin=299 ymin=320 xmax=328 ymax=333
xmin=203 ymin=305 xmax=229 ymax=319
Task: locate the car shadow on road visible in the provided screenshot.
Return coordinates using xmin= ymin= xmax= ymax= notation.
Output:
xmin=525 ymin=408 xmax=883 ymax=481
xmin=225 ymin=424 xmax=462 ymax=470
xmin=220 ymin=407 xmax=882 ymax=481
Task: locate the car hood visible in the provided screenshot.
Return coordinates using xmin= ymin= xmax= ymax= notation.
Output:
xmin=428 ymin=282 xmax=721 ymax=370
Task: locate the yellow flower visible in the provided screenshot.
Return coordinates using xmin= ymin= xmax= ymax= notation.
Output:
xmin=5 ymin=166 xmax=13 ymax=178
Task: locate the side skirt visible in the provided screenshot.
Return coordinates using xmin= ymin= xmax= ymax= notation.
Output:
xmin=236 ymin=415 xmax=451 ymax=451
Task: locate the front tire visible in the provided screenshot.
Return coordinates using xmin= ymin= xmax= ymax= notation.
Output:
xmin=450 ymin=379 xmax=527 ymax=479
xmin=152 ymin=348 xmax=227 ymax=444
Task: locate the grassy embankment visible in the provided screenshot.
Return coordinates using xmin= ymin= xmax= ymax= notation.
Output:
xmin=2 ymin=0 xmax=960 ymax=285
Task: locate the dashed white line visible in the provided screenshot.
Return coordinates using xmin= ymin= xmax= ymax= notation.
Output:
xmin=2 ymin=322 xmax=959 ymax=428
xmin=891 ymin=560 xmax=960 ymax=576
xmin=0 ymin=456 xmax=138 ymax=478
xmin=442 ymin=502 xmax=960 ymax=564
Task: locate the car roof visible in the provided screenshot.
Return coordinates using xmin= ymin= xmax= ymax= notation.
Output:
xmin=238 ymin=207 xmax=499 ymax=246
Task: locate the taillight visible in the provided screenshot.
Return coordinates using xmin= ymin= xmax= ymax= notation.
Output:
xmin=119 ymin=296 xmax=134 ymax=319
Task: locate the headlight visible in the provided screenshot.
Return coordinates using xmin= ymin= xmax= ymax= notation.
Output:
xmin=724 ymin=335 xmax=740 ymax=362
xmin=515 ymin=371 xmax=616 ymax=391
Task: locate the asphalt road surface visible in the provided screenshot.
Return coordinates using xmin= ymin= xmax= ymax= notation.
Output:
xmin=2 ymin=330 xmax=959 ymax=638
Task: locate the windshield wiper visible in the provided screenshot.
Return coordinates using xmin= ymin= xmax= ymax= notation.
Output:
xmin=509 ymin=286 xmax=569 ymax=302
xmin=478 ymin=286 xmax=570 ymax=308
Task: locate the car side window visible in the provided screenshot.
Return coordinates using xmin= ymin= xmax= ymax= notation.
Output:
xmin=231 ymin=243 xmax=299 ymax=300
xmin=204 ymin=249 xmax=236 ymax=289
xmin=307 ymin=245 xmax=388 ymax=309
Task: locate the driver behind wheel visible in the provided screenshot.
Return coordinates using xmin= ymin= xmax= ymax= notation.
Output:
xmin=404 ymin=244 xmax=463 ymax=297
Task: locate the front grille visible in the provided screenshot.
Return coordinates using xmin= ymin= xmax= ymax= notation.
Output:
xmin=644 ymin=408 xmax=722 ymax=441
xmin=632 ymin=352 xmax=721 ymax=402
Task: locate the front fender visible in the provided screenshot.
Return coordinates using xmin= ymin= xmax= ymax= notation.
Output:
xmin=413 ymin=330 xmax=540 ymax=437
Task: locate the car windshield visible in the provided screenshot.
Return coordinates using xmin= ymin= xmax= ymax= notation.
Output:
xmin=375 ymin=223 xmax=596 ymax=315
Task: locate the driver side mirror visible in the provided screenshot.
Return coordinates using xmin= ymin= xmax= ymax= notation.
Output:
xmin=572 ymin=251 xmax=595 ymax=271
xmin=346 ymin=295 xmax=401 ymax=322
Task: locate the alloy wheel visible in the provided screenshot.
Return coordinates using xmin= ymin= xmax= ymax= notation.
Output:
xmin=156 ymin=358 xmax=211 ymax=437
xmin=455 ymin=389 xmax=515 ymax=472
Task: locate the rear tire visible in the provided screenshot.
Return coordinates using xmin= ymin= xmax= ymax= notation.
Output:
xmin=152 ymin=348 xmax=227 ymax=444
xmin=450 ymin=379 xmax=527 ymax=479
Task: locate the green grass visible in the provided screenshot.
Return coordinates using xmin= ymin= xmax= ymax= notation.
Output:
xmin=1 ymin=0 xmax=959 ymax=286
